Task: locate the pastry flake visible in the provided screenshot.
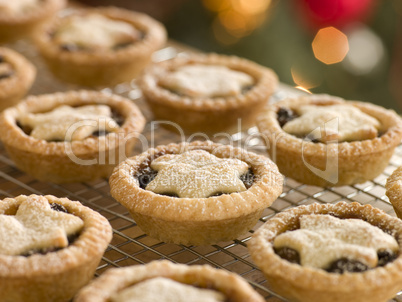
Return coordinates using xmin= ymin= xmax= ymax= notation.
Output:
xmin=273 ymin=214 xmax=399 ymax=269
xmin=282 ymin=104 xmax=381 ymax=143
xmin=159 ymin=64 xmax=254 ymax=98
xmin=54 ymin=13 xmax=140 ymax=50
xmin=0 ymin=195 xmax=84 ymax=256
xmin=111 ymin=277 xmax=225 ymax=302
xmin=18 ymin=104 xmax=120 ymax=141
xmin=145 ymin=149 xmax=249 ymax=198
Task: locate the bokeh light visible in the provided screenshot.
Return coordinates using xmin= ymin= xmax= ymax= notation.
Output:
xmin=203 ymin=0 xmax=272 ymax=44
xmin=312 ymin=27 xmax=349 ymax=64
xmin=343 ymin=25 xmax=385 ymax=75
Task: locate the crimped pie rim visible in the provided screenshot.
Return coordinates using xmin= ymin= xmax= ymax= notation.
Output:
xmin=0 ymin=90 xmax=146 ymax=156
xmin=0 ymin=194 xmax=112 ymax=278
xmin=139 ymin=53 xmax=278 ymax=111
xmin=248 ymin=201 xmax=402 ymax=292
xmin=74 ymin=260 xmax=264 ymax=302
xmin=109 ymin=140 xmax=283 ymax=222
xmin=0 ymin=47 xmax=36 ymax=101
xmin=385 ymin=166 xmax=402 ymax=215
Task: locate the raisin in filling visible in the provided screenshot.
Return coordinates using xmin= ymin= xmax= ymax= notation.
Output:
xmin=277 ymin=107 xmax=297 ymax=127
xmin=134 ymin=153 xmax=255 ymax=197
xmin=16 ymin=121 xmax=32 ymax=136
xmin=274 ymin=246 xmax=398 ymax=274
xmin=90 ymin=108 xmax=124 ymax=137
xmin=134 ymin=150 xmax=167 ymax=190
xmin=21 ymin=203 xmax=80 ymax=257
xmin=241 ymin=85 xmax=254 ymax=94
xmin=277 ymin=107 xmax=321 ymax=142
xmin=50 ymin=202 xmax=68 ymax=213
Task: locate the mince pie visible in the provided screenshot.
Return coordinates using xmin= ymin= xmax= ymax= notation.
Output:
xmin=0 ymin=0 xmax=65 ymax=42
xmin=33 ymin=6 xmax=167 ymax=86
xmin=74 ymin=260 xmax=264 ymax=302
xmin=257 ymin=94 xmax=402 ymax=186
xmin=248 ymin=202 xmax=402 ymax=302
xmin=0 ymin=47 xmax=36 ymax=111
xmin=386 ymin=166 xmax=402 ymax=219
xmin=109 ymin=141 xmax=283 ymax=245
xmin=139 ymin=53 xmax=278 ymax=134
xmin=0 ymin=90 xmax=145 ymax=183
xmin=0 ymin=194 xmax=112 ymax=302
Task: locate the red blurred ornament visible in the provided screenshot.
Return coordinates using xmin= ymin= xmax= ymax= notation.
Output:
xmin=296 ymin=0 xmax=377 ymax=30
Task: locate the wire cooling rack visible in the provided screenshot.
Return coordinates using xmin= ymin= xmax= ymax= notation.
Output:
xmin=3 ymin=38 xmax=402 ymax=302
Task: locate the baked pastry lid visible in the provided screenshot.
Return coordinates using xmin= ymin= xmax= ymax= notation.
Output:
xmin=75 ymin=260 xmax=265 ymax=302
xmin=109 ymin=141 xmax=283 ymax=222
xmin=0 ymin=90 xmax=146 ymax=156
xmin=0 ymin=194 xmax=112 ymax=279
xmin=140 ymin=53 xmax=278 ymax=111
xmin=33 ymin=6 xmax=167 ymax=66
xmin=257 ymin=94 xmax=402 ymax=158
xmin=248 ymin=201 xmax=402 ymax=292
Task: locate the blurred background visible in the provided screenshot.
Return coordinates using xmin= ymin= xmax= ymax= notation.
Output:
xmin=83 ymin=0 xmax=402 ymax=112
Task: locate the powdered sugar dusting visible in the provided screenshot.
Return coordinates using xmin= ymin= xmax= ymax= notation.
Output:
xmin=146 ymin=150 xmax=249 ymax=198
xmin=54 ymin=13 xmax=140 ymax=50
xmin=0 ymin=195 xmax=84 ymax=256
xmin=159 ymin=64 xmax=254 ymax=98
xmin=274 ymin=214 xmax=399 ymax=269
xmin=283 ymin=104 xmax=380 ymax=143
xmin=18 ymin=104 xmax=119 ymax=141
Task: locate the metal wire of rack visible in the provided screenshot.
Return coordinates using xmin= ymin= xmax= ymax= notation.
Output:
xmin=3 ymin=39 xmax=402 ymax=302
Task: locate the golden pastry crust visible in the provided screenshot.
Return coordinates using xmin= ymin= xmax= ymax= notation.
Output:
xmin=139 ymin=53 xmax=278 ymax=134
xmin=109 ymin=141 xmax=283 ymax=245
xmin=33 ymin=6 xmax=167 ymax=86
xmin=248 ymin=202 xmax=402 ymax=302
xmin=0 ymin=0 xmax=65 ymax=43
xmin=0 ymin=47 xmax=36 ymax=111
xmin=74 ymin=260 xmax=265 ymax=302
xmin=385 ymin=166 xmax=402 ymax=219
xmin=0 ymin=90 xmax=146 ymax=183
xmin=0 ymin=194 xmax=112 ymax=302
xmin=257 ymin=94 xmax=402 ymax=186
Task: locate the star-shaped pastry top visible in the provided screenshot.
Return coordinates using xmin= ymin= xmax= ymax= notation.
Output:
xmin=0 ymin=195 xmax=84 ymax=256
xmin=54 ymin=14 xmax=140 ymax=50
xmin=274 ymin=214 xmax=399 ymax=269
xmin=0 ymin=0 xmax=37 ymax=14
xmin=111 ymin=277 xmax=225 ymax=302
xmin=18 ymin=104 xmax=120 ymax=141
xmin=282 ymin=104 xmax=381 ymax=143
xmin=145 ymin=150 xmax=249 ymax=198
xmin=159 ymin=64 xmax=254 ymax=98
